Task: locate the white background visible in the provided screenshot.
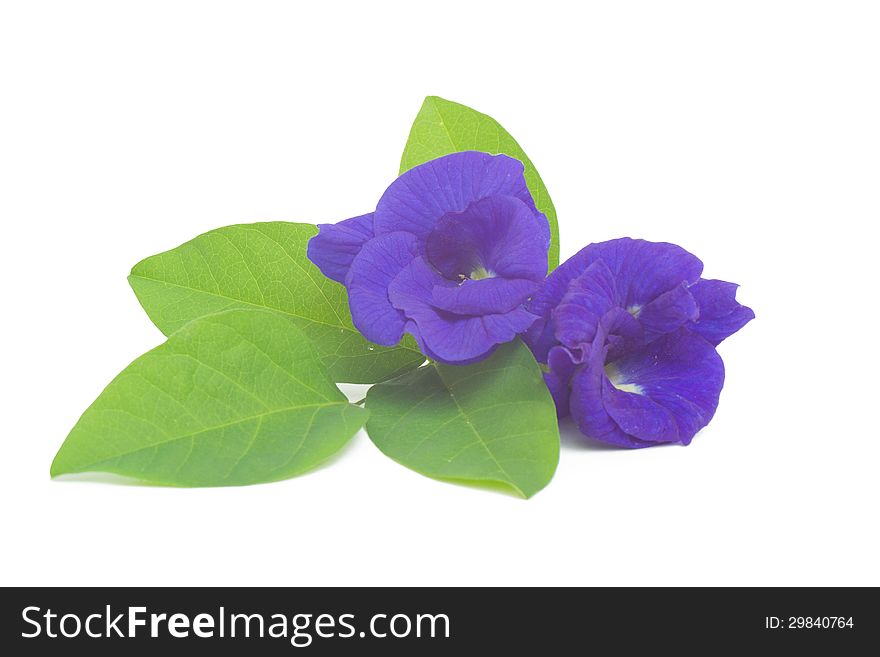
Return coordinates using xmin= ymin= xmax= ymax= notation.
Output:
xmin=2 ymin=1 xmax=878 ymax=587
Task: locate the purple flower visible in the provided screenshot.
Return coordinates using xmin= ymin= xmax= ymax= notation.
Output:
xmin=525 ymin=238 xmax=754 ymax=448
xmin=308 ymin=152 xmax=550 ymax=365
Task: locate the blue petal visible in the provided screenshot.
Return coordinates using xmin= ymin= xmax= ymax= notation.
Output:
xmin=526 ymin=260 xmax=615 ymax=362
xmin=432 ymin=277 xmax=538 ymax=315
xmin=545 ymin=345 xmax=577 ymax=418
xmin=578 ymin=238 xmax=703 ymax=309
xmin=600 ymin=378 xmax=681 ymax=445
xmin=425 ymin=195 xmax=549 ymax=283
xmin=529 ymin=259 xmax=644 ymax=362
xmin=560 ymin=259 xmax=619 ymax=316
xmin=388 ymin=257 xmax=538 ymax=364
xmin=528 ymin=238 xmax=702 ymax=333
xmin=527 ymin=238 xmax=704 ymax=362
xmin=307 ymin=213 xmax=375 ymax=283
xmin=374 ymin=152 xmax=544 ymax=242
xmin=602 ymin=328 xmax=724 ymax=446
xmin=550 ymin=259 xmax=620 ymax=350
xmin=568 ymin=336 xmax=650 ymax=447
xmin=525 ymin=253 xmax=585 ymax=357
xmin=346 ymin=231 xmax=419 ymax=346
xmin=637 ymin=282 xmax=699 ymax=342
xmin=552 ymin=302 xmax=642 ymax=359
xmin=523 ymin=315 xmax=557 ymax=366
xmin=600 ymin=307 xmax=644 ymax=362
xmin=407 ymin=308 xmax=537 ymax=365
xmin=551 ymin=302 xmax=600 ymax=351
xmin=688 ymin=279 xmax=755 ymax=346
xmin=565 ymin=320 xmax=726 ymax=448
xmin=404 ymin=321 xmax=500 ymax=366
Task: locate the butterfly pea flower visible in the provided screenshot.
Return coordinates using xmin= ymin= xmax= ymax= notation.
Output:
xmin=308 ymin=151 xmax=550 ymax=365
xmin=525 ymin=238 xmax=754 ymax=448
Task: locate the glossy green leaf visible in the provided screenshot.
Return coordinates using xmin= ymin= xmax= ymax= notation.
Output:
xmin=51 ymin=309 xmax=367 ymax=486
xmin=364 ymin=340 xmax=559 ymax=498
xmin=400 ymin=95 xmax=560 ymax=270
xmin=128 ymin=222 xmax=424 ymax=384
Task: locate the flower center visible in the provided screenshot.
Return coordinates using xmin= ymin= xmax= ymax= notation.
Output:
xmin=605 ymin=363 xmax=644 ymax=395
xmin=424 ymin=197 xmax=516 ymax=284
xmin=468 ymin=266 xmax=495 ymax=281
xmin=426 ymin=220 xmax=496 ymax=284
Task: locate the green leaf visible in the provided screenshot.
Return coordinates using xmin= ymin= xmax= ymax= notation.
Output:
xmin=400 ymin=95 xmax=560 ymax=270
xmin=128 ymin=222 xmax=424 ymax=384
xmin=364 ymin=340 xmax=560 ymax=498
xmin=51 ymin=309 xmax=368 ymax=486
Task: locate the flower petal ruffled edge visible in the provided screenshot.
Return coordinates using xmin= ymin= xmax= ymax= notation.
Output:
xmin=346 ymin=231 xmax=420 ymax=346
xmin=687 ymin=279 xmax=755 ymax=346
xmin=568 ymin=328 xmax=725 ymax=447
xmin=373 ymin=151 xmax=545 ymax=241
xmin=389 ymin=257 xmax=539 ymax=363
xmin=526 ymin=238 xmax=704 ymax=361
xmin=307 ymin=212 xmax=375 ymax=284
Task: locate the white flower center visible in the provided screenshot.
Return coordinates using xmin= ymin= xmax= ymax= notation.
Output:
xmin=605 ymin=363 xmax=645 ymax=395
xmin=469 ymin=266 xmax=495 ymax=280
